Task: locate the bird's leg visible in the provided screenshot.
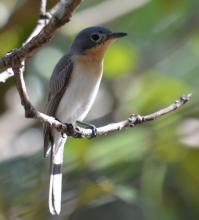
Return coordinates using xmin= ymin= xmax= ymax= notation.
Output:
xmin=64 ymin=123 xmax=77 ymax=137
xmin=55 ymin=117 xmax=69 ymax=138
xmin=76 ymin=120 xmax=97 ymax=138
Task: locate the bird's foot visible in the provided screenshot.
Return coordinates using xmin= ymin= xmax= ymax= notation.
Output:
xmin=64 ymin=123 xmax=77 ymax=137
xmin=76 ymin=121 xmax=97 ymax=138
xmin=54 ymin=117 xmax=73 ymax=138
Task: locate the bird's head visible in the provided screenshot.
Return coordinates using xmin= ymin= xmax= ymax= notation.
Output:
xmin=71 ymin=26 xmax=127 ymax=60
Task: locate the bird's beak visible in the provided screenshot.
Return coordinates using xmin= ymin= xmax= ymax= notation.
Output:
xmin=107 ymin=32 xmax=127 ymax=39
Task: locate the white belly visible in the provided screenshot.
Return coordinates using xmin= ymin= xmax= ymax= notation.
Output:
xmin=56 ymin=62 xmax=102 ymax=123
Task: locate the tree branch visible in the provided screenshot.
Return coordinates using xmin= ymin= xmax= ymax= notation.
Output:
xmin=0 ymin=68 xmax=14 ymax=83
xmin=0 ymin=0 xmax=51 ymax=83
xmin=0 ymin=0 xmax=82 ymax=75
xmin=51 ymin=94 xmax=192 ymax=138
xmin=12 ymin=60 xmax=192 ymax=139
xmin=40 ymin=0 xmax=48 ymax=18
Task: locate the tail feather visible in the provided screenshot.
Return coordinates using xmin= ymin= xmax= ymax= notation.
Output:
xmin=49 ymin=136 xmax=66 ymax=215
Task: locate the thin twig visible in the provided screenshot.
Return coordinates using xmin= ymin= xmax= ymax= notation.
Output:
xmin=40 ymin=0 xmax=48 ymax=17
xmin=66 ymin=94 xmax=192 ymax=138
xmin=0 ymin=68 xmax=13 ymax=83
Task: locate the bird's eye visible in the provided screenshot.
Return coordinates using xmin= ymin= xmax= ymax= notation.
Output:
xmin=90 ymin=33 xmax=102 ymax=43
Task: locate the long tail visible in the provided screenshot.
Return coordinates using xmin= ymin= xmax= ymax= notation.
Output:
xmin=49 ymin=135 xmax=67 ymax=215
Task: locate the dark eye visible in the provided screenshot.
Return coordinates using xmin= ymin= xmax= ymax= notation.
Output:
xmin=90 ymin=33 xmax=102 ymax=43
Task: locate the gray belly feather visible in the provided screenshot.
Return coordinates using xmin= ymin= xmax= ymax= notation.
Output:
xmin=56 ymin=67 xmax=102 ymax=123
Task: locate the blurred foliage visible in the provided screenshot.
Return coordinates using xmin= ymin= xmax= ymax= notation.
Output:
xmin=104 ymin=42 xmax=139 ymax=78
xmin=0 ymin=0 xmax=199 ymax=220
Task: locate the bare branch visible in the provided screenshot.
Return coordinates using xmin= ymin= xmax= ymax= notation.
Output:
xmin=69 ymin=94 xmax=192 ymax=138
xmin=0 ymin=0 xmax=50 ymax=83
xmin=0 ymin=68 xmax=13 ymax=83
xmin=13 ymin=63 xmax=32 ymax=112
xmin=11 ymin=63 xmax=192 ymax=139
xmin=25 ymin=0 xmax=50 ymax=44
xmin=40 ymin=0 xmax=48 ymax=17
xmin=0 ymin=0 xmax=82 ymax=73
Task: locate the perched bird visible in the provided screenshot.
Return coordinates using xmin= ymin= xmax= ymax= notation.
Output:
xmin=43 ymin=26 xmax=127 ymax=215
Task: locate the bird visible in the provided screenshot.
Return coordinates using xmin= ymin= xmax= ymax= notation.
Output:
xmin=43 ymin=26 xmax=127 ymax=215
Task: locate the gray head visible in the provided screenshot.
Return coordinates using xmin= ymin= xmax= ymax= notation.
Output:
xmin=70 ymin=26 xmax=127 ymax=54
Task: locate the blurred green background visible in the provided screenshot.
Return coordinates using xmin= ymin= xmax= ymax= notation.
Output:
xmin=0 ymin=0 xmax=199 ymax=219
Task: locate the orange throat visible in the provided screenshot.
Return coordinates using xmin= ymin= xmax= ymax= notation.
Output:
xmin=79 ymin=39 xmax=114 ymax=63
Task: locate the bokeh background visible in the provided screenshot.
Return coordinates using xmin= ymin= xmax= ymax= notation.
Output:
xmin=0 ymin=0 xmax=199 ymax=219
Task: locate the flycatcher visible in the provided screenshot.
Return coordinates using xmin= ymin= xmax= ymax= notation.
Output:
xmin=43 ymin=26 xmax=127 ymax=215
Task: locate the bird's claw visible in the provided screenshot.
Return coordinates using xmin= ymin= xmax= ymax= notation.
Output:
xmin=89 ymin=124 xmax=97 ymax=138
xmin=64 ymin=123 xmax=76 ymax=137
xmin=76 ymin=121 xmax=97 ymax=138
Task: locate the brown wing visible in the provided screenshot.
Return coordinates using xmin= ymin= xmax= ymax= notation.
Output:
xmin=43 ymin=53 xmax=73 ymax=157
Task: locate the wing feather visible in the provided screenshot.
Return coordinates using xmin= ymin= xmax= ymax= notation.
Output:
xmin=43 ymin=54 xmax=73 ymax=157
